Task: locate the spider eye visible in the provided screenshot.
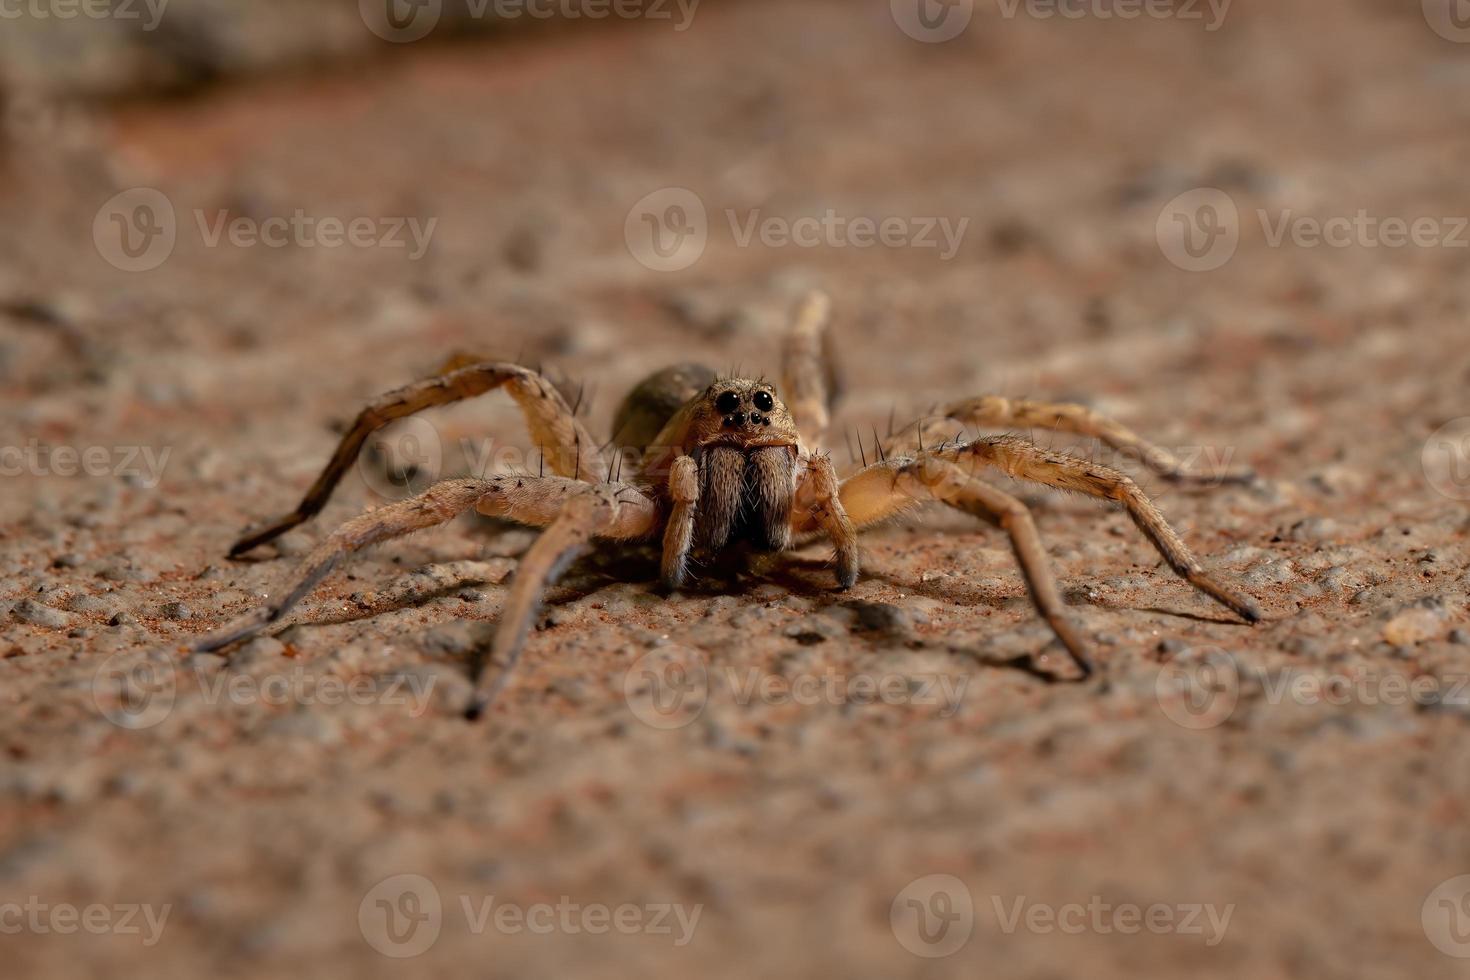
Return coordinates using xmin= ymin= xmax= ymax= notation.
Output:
xmin=753 ymin=390 xmax=775 ymax=413
xmin=714 ymin=391 xmax=740 ymax=414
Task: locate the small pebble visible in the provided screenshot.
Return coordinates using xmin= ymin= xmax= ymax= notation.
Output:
xmin=11 ymin=598 xmax=76 ymax=629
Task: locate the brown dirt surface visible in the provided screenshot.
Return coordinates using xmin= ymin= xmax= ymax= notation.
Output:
xmin=3 ymin=1 xmax=1470 ymax=977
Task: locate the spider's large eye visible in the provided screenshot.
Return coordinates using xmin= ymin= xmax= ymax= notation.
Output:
xmin=753 ymin=390 xmax=775 ymax=413
xmin=715 ymin=391 xmax=740 ymax=414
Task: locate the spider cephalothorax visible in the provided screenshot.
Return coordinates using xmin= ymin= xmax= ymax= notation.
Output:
xmin=640 ymin=378 xmax=803 ymax=555
xmin=196 ymin=291 xmax=1262 ymax=719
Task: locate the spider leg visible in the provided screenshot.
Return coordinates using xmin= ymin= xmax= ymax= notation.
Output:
xmin=780 ymin=290 xmax=840 ymax=450
xmin=660 ymin=455 xmax=699 ymax=589
xmin=841 ymin=435 xmax=1261 ymax=629
xmin=193 ymin=475 xmax=657 ymax=668
xmin=877 ymin=395 xmax=1254 ymax=485
xmin=849 ymin=455 xmax=1094 ymax=675
xmin=790 ymin=452 xmax=858 ymax=588
xmin=468 ymin=482 xmax=656 ymax=718
xmin=229 ymin=361 xmax=607 ymax=557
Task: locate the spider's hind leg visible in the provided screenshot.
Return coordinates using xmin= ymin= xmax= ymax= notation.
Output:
xmin=837 ymin=436 xmax=1261 ymax=675
xmin=193 ymin=476 xmax=660 ymax=716
xmin=780 ymin=290 xmax=841 ymax=449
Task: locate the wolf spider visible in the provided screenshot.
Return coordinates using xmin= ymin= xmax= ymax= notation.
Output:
xmin=197 ymin=292 xmax=1261 ymax=718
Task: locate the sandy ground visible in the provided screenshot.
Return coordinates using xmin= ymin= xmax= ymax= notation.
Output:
xmin=4 ymin=0 xmax=1470 ymax=977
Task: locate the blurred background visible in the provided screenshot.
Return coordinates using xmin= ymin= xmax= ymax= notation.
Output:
xmin=4 ymin=1 xmax=1470 ymax=977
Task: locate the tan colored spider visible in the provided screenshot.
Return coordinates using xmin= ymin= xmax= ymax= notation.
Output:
xmin=197 ymin=292 xmax=1261 ymax=718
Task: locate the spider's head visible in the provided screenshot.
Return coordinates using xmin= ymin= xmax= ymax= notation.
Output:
xmin=691 ymin=379 xmax=800 ymax=449
xmin=666 ymin=378 xmax=801 ymax=554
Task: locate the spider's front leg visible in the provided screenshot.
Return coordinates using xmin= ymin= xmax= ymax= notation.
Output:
xmin=791 ymin=452 xmax=859 ymax=588
xmin=229 ymin=360 xmax=606 ymax=557
xmin=840 ymin=455 xmax=1095 ymax=676
xmin=660 ymin=455 xmax=698 ymax=590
